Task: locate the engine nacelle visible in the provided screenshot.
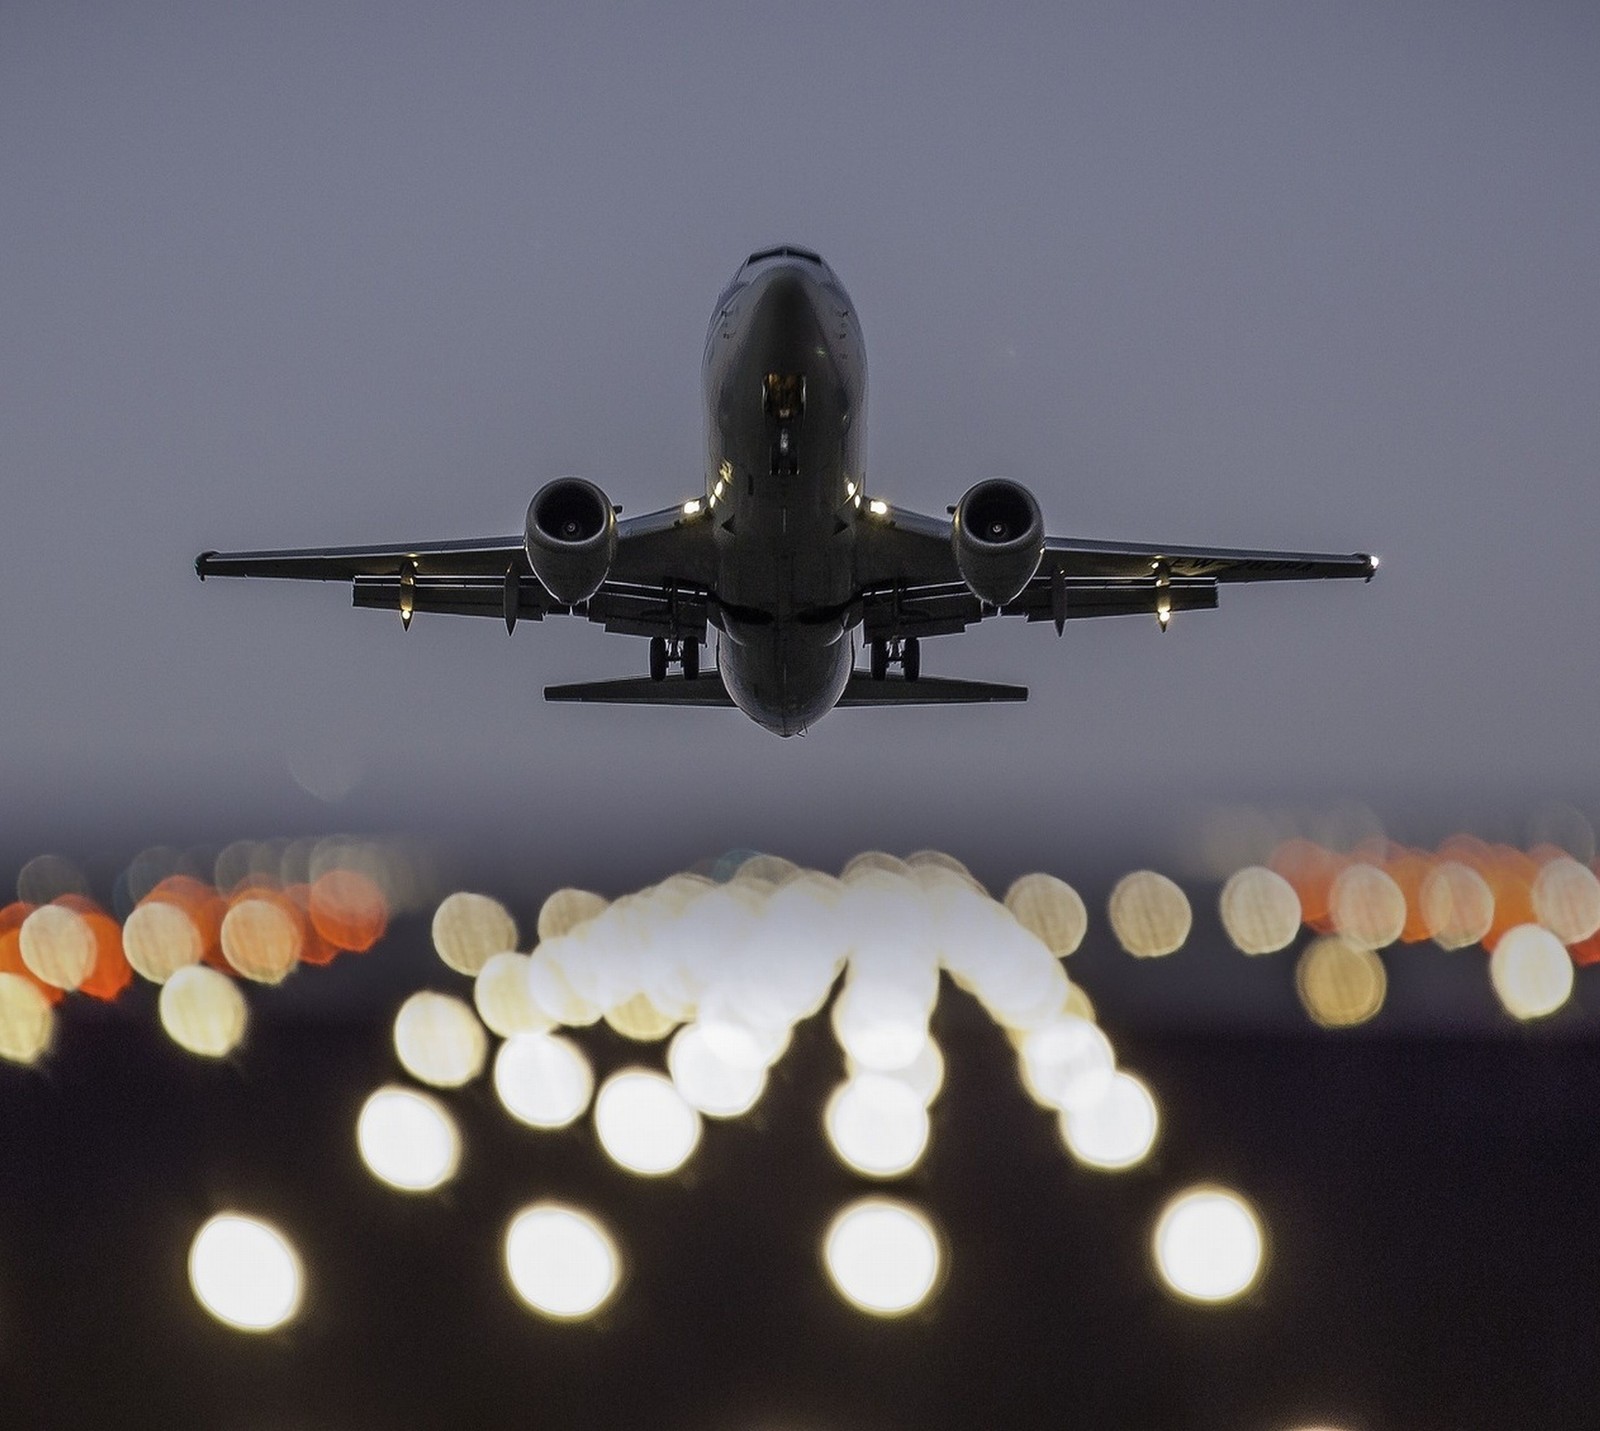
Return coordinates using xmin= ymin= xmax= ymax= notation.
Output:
xmin=951 ymin=479 xmax=1045 ymax=606
xmin=524 ymin=477 xmax=617 ymax=604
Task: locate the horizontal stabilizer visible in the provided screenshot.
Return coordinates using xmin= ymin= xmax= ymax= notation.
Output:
xmin=836 ymin=673 xmax=1027 ymax=706
xmin=544 ymin=676 xmax=736 ymax=707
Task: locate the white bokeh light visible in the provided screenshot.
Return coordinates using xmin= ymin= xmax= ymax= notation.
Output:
xmin=1060 ymin=1071 xmax=1159 ymax=1170
xmin=593 ymin=1068 xmax=702 ymax=1176
xmin=159 ymin=965 xmax=248 ymax=1058
xmin=393 ymin=991 xmax=487 ymax=1088
xmin=504 ymin=1202 xmax=619 ymax=1320
xmin=188 ymin=1213 xmax=304 ymax=1332
xmin=493 ymin=1031 xmax=594 ymax=1128
xmin=357 ymin=1086 xmax=462 ymax=1192
xmin=1153 ymin=1186 xmax=1264 ymax=1303
xmin=667 ymin=1023 xmax=767 ymax=1117
xmin=823 ymin=1073 xmax=930 ymax=1178
xmin=823 ymin=1198 xmax=942 ymax=1316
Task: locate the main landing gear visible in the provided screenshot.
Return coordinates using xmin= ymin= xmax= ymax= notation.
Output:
xmin=868 ymin=636 xmax=920 ymax=682
xmin=648 ymin=636 xmax=699 ymax=682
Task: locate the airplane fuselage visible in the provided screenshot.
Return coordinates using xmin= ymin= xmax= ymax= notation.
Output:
xmin=701 ymin=248 xmax=867 ymax=735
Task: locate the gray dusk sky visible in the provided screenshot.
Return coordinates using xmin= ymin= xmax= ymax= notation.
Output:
xmin=2 ymin=0 xmax=1597 ymax=886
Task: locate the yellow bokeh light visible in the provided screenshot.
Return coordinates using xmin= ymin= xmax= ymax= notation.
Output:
xmin=504 ymin=1202 xmax=620 ymax=1320
xmin=493 ymin=1030 xmax=594 ymax=1128
xmin=536 ymin=888 xmax=607 ymax=942
xmin=1059 ymin=1071 xmax=1159 ymax=1170
xmin=1532 ymin=857 xmax=1600 ymax=946
xmin=0 ymin=972 xmax=54 ymax=1065
xmin=18 ymin=904 xmax=97 ymax=991
xmin=603 ymin=993 xmax=679 ymax=1042
xmin=594 ymin=1068 xmax=702 ymax=1176
xmin=159 ymin=965 xmax=247 ymax=1057
xmin=1218 ymin=866 xmax=1302 ymax=955
xmin=472 ymin=951 xmax=551 ymax=1038
xmin=357 ymin=1086 xmax=461 ymax=1192
xmin=188 ymin=1213 xmax=304 ymax=1332
xmin=1295 ymin=937 xmax=1386 ymax=1029
xmin=220 ymin=897 xmax=301 ymax=984
xmin=1108 ymin=871 xmax=1191 ymax=957
xmin=392 ymin=991 xmax=487 ymax=1087
xmin=823 ymin=1198 xmax=942 ymax=1317
xmin=122 ymin=901 xmax=203 ymax=983
xmin=430 ymin=891 xmax=517 ymax=976
xmin=1489 ymin=924 xmax=1574 ymax=1020
xmin=1152 ymin=1186 xmax=1264 ymax=1304
xmin=1420 ymin=860 xmax=1495 ymax=950
xmin=1328 ymin=863 xmax=1406 ymax=950
xmin=823 ymin=1073 xmax=930 ymax=1178
xmin=1004 ymin=873 xmax=1089 ymax=956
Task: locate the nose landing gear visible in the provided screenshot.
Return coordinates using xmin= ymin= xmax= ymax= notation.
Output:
xmin=649 ymin=636 xmax=701 ymax=682
xmin=868 ymin=636 xmax=921 ymax=682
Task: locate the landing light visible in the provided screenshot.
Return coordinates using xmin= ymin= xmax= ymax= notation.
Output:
xmin=868 ymin=499 xmax=889 ymax=517
xmin=845 ymin=480 xmax=857 ymax=498
xmin=682 ymin=499 xmax=702 ymax=517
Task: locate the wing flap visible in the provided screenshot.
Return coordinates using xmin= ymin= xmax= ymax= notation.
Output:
xmin=544 ymin=676 xmax=736 ymax=707
xmin=836 ymin=674 xmax=1027 ymax=705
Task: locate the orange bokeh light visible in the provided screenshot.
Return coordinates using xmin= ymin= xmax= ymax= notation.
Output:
xmin=1383 ymin=847 xmax=1435 ymax=944
xmin=144 ymin=876 xmax=228 ymax=969
xmin=1269 ymin=838 xmax=1344 ymax=931
xmin=308 ymin=869 xmax=388 ymax=953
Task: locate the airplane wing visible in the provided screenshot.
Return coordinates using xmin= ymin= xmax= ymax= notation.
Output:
xmin=853 ymin=505 xmax=1375 ymax=640
xmin=196 ymin=504 xmax=718 ymax=638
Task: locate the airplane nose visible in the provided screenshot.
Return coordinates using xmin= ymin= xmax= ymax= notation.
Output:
xmin=747 ymin=264 xmax=822 ymax=327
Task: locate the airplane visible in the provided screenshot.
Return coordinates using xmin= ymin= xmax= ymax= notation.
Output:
xmin=197 ymin=245 xmax=1377 ymax=737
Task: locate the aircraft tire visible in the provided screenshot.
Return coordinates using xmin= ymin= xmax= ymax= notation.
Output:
xmin=682 ymin=640 xmax=699 ymax=680
xmin=649 ymin=636 xmax=668 ymax=682
xmin=870 ymin=640 xmax=888 ymax=681
xmin=903 ymin=636 xmax=921 ymax=682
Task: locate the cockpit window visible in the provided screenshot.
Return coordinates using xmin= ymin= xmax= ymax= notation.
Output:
xmin=743 ymin=244 xmax=824 ymax=268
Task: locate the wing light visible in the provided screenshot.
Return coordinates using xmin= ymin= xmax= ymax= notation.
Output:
xmin=681 ymin=499 xmax=703 ymax=517
xmin=868 ymin=499 xmax=889 ymax=517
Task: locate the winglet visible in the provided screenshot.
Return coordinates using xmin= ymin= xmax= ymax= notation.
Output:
xmin=195 ymin=551 xmax=216 ymax=581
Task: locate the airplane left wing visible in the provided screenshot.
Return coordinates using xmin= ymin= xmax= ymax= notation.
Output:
xmin=196 ymin=504 xmax=718 ymax=637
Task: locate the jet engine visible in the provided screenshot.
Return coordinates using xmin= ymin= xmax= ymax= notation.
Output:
xmin=951 ymin=479 xmax=1044 ymax=606
xmin=524 ymin=477 xmax=618 ymax=604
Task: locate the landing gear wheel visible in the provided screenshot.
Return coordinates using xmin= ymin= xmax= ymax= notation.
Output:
xmin=682 ymin=640 xmax=699 ymax=681
xmin=902 ymin=636 xmax=921 ymax=682
xmin=649 ymin=636 xmax=668 ymax=682
xmin=870 ymin=640 xmax=889 ymax=681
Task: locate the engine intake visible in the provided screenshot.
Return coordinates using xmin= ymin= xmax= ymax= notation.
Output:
xmin=951 ymin=479 xmax=1044 ymax=606
xmin=524 ymin=477 xmax=617 ymax=604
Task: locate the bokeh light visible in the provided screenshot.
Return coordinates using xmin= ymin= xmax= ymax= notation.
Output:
xmin=18 ymin=904 xmax=97 ymax=990
xmin=1328 ymin=863 xmax=1406 ymax=950
xmin=1295 ymin=937 xmax=1387 ymax=1029
xmin=1489 ymin=924 xmax=1574 ymax=1020
xmin=219 ymin=895 xmax=302 ymax=984
xmin=472 ymin=951 xmax=551 ymax=1038
xmin=1152 ymin=1186 xmax=1264 ymax=1303
xmin=824 ymin=1072 xmax=931 ymax=1178
xmin=1531 ymin=857 xmax=1600 ymax=946
xmin=823 ymin=1198 xmax=942 ymax=1316
xmin=188 ymin=1213 xmax=304 ymax=1332
xmin=493 ymin=1030 xmax=594 ymax=1128
xmin=668 ymin=1022 xmax=767 ymax=1117
xmin=1018 ymin=1015 xmax=1116 ymax=1111
xmin=430 ymin=891 xmax=517 ymax=975
xmin=1004 ymin=873 xmax=1088 ymax=956
xmin=593 ymin=1068 xmax=702 ymax=1176
xmin=159 ymin=965 xmax=248 ymax=1057
xmin=122 ymin=900 xmax=204 ymax=983
xmin=357 ymin=1086 xmax=462 ymax=1192
xmin=504 ymin=1203 xmax=620 ymax=1320
xmin=393 ymin=991 xmax=487 ymax=1087
xmin=1060 ymin=1071 xmax=1159 ymax=1170
xmin=537 ymin=887 xmax=608 ymax=941
xmin=1420 ymin=860 xmax=1494 ymax=950
xmin=1218 ymin=866 xmax=1302 ymax=955
xmin=0 ymin=971 xmax=55 ymax=1065
xmin=1108 ymin=870 xmax=1191 ymax=957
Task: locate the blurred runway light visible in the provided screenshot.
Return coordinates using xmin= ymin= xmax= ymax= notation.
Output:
xmin=1004 ymin=873 xmax=1088 ymax=956
xmin=1328 ymin=863 xmax=1407 ymax=950
xmin=0 ymin=972 xmax=54 ymax=1064
xmin=219 ymin=896 xmax=302 ymax=984
xmin=430 ymin=891 xmax=517 ymax=976
xmin=668 ymin=1023 xmax=767 ymax=1117
xmin=840 ymin=851 xmax=913 ymax=882
xmin=594 ymin=1068 xmax=702 ymax=1176
xmin=15 ymin=854 xmax=89 ymax=906
xmin=159 ymin=965 xmax=248 ymax=1057
xmin=1419 ymin=860 xmax=1495 ymax=949
xmin=307 ymin=868 xmax=388 ymax=952
xmin=473 ymin=951 xmax=552 ymax=1038
xmin=1108 ymin=871 xmax=1192 ymax=957
xmin=1489 ymin=924 xmax=1573 ymax=1020
xmin=1527 ymin=802 xmax=1596 ymax=863
xmin=19 ymin=904 xmax=97 ymax=990
xmin=393 ymin=991 xmax=487 ymax=1087
xmin=1018 ymin=1015 xmax=1116 ymax=1112
xmin=503 ymin=1203 xmax=619 ymax=1320
xmin=823 ymin=1198 xmax=942 ymax=1316
xmin=1531 ymin=857 xmax=1600 ymax=946
xmin=851 ymin=1034 xmax=945 ymax=1108
xmin=357 ymin=1086 xmax=461 ymax=1193
xmin=1218 ymin=866 xmax=1302 ymax=955
xmin=1295 ymin=937 xmax=1387 ymax=1029
xmin=824 ymin=1072 xmax=931 ymax=1178
xmin=122 ymin=900 xmax=204 ymax=983
xmin=493 ymin=1030 xmax=594 ymax=1128
xmin=188 ymin=1213 xmax=303 ymax=1332
xmin=1060 ymin=1071 xmax=1159 ymax=1170
xmin=536 ymin=887 xmax=608 ymax=941
xmin=1269 ymin=837 xmax=1344 ymax=931
xmin=1152 ymin=1186 xmax=1264 ymax=1303
xmin=525 ymin=942 xmax=604 ymax=1026
xmin=603 ymin=993 xmax=679 ymax=1042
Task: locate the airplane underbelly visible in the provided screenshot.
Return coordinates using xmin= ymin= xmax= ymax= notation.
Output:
xmin=719 ymin=620 xmax=852 ymax=737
